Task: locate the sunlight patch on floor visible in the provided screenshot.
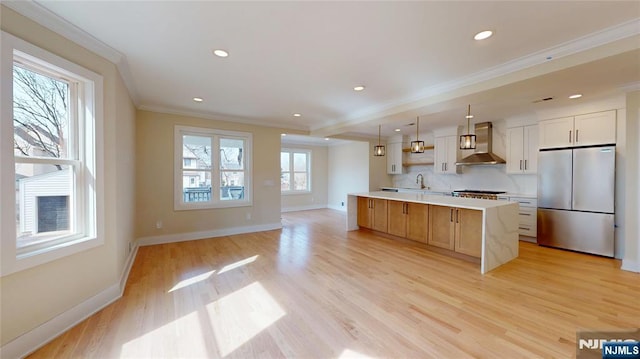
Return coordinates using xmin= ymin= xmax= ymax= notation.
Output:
xmin=169 ymin=270 xmax=216 ymax=292
xmin=207 ymin=281 xmax=285 ymax=357
xmin=120 ymin=311 xmax=208 ymax=357
xmin=338 ymin=349 xmax=378 ymax=358
xmin=217 ymin=255 xmax=259 ymax=274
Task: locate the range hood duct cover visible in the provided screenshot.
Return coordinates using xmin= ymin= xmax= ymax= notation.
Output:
xmin=455 ymin=122 xmax=506 ymax=165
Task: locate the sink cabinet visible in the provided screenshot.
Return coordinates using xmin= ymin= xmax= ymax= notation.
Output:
xmin=388 ymin=201 xmax=429 ymax=242
xmin=357 ymin=197 xmax=388 ymax=232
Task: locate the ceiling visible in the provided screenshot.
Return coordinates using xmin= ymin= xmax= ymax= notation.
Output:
xmin=8 ymin=1 xmax=640 ymax=140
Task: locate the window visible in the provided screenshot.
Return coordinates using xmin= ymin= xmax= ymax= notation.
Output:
xmin=1 ymin=31 xmax=104 ymax=275
xmin=175 ymin=126 xmax=251 ymax=210
xmin=281 ymin=149 xmax=311 ymax=193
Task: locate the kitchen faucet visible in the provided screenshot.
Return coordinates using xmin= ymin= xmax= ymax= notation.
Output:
xmin=416 ymin=173 xmax=425 ymax=189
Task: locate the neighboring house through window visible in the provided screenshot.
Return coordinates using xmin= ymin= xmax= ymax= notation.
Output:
xmin=174 ymin=126 xmax=252 ymax=210
xmin=1 ymin=31 xmax=104 ymax=275
xmin=281 ymin=149 xmax=311 ymax=193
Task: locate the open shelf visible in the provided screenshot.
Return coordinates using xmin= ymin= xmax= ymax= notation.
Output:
xmin=403 ymin=162 xmax=434 ymax=167
xmin=402 ymin=145 xmax=434 ymax=152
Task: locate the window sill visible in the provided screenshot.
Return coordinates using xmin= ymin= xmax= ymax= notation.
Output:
xmin=174 ymin=199 xmax=253 ymax=211
xmin=281 ymin=191 xmax=312 ymax=196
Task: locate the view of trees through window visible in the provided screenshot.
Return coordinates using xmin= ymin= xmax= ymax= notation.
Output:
xmin=181 ymin=135 xmax=245 ymax=203
xmin=13 ymin=64 xmax=74 ymax=248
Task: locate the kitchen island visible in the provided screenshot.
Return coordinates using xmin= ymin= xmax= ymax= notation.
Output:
xmin=347 ymin=191 xmax=519 ymax=274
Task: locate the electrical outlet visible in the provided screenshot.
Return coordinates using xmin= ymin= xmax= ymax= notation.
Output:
xmin=156 ymin=220 xmax=162 ymax=229
xmin=341 ymin=201 xmax=344 ymax=206
xmin=246 ymin=212 xmax=251 ymax=220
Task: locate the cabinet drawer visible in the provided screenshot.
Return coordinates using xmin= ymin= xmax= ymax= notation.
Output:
xmin=518 ymin=207 xmax=536 ymax=225
xmin=511 ymin=197 xmax=537 ymax=207
xmin=518 ymin=224 xmax=537 ymax=237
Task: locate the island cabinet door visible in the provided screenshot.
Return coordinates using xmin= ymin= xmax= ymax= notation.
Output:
xmin=387 ymin=201 xmax=407 ymax=237
xmin=357 ymin=197 xmax=372 ymax=228
xmin=454 ymin=208 xmax=483 ymax=258
xmin=406 ymin=202 xmax=428 ymax=243
xmin=428 ymin=205 xmax=455 ymax=250
xmin=371 ymin=199 xmax=388 ymax=233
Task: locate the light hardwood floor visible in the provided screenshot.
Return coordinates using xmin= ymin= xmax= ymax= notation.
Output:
xmin=28 ymin=209 xmax=639 ymax=358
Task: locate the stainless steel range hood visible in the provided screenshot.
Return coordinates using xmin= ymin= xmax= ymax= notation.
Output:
xmin=455 ymin=122 xmax=506 ymax=165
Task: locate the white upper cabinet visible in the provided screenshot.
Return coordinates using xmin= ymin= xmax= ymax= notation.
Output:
xmin=539 ymin=110 xmax=616 ymax=149
xmin=386 ymin=140 xmax=403 ymax=174
xmin=506 ymin=125 xmax=538 ymax=174
xmin=573 ymin=111 xmax=616 ymax=147
xmin=434 ymin=135 xmax=460 ymax=174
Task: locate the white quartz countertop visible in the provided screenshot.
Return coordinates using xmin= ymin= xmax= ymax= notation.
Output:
xmin=351 ymin=191 xmax=516 ymax=210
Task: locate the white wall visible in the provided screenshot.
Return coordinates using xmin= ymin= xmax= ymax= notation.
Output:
xmin=281 ymin=145 xmax=328 ymax=212
xmin=328 ymin=141 xmax=370 ymax=211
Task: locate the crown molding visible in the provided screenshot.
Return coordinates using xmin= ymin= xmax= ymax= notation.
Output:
xmin=313 ymin=18 xmax=640 ymax=133
xmin=3 ymin=0 xmax=141 ymax=105
xmin=138 ymin=104 xmax=310 ymax=132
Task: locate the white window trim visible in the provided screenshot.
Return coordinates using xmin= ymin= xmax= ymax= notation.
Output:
xmin=174 ymin=126 xmax=252 ymax=210
xmin=281 ymin=148 xmax=312 ymax=194
xmin=0 ymin=31 xmax=104 ymax=276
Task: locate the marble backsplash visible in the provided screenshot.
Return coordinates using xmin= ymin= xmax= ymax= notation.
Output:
xmin=391 ymin=164 xmax=537 ymax=195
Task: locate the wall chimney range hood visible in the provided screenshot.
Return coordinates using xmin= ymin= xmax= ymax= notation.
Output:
xmin=455 ymin=122 xmax=506 ymax=165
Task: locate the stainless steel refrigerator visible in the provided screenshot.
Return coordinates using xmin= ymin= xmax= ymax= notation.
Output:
xmin=537 ymin=145 xmax=615 ymax=257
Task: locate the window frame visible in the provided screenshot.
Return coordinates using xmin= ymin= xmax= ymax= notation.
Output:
xmin=174 ymin=126 xmax=252 ymax=210
xmin=1 ymin=31 xmax=104 ymax=276
xmin=281 ymin=148 xmax=312 ymax=194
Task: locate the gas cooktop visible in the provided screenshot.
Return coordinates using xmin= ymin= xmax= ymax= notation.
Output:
xmin=452 ymin=190 xmax=506 ymax=194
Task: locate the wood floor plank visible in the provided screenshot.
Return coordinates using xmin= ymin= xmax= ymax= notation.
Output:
xmin=26 ymin=209 xmax=640 ymax=358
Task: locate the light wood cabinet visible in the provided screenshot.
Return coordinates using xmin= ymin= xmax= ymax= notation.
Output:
xmin=506 ymin=125 xmax=538 ymax=174
xmin=429 ymin=205 xmax=482 ymax=257
xmin=388 ymin=201 xmax=428 ymax=243
xmin=386 ymin=141 xmax=403 ymax=174
xmin=428 ymin=205 xmax=455 ymax=250
xmin=539 ymin=110 xmax=616 ymax=149
xmin=357 ymin=197 xmax=388 ymax=232
xmin=454 ymin=208 xmax=483 ymax=257
xmin=434 ymin=136 xmax=460 ymax=174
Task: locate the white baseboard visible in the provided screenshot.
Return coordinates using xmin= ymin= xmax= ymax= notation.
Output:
xmin=1 ymin=241 xmax=140 ymax=359
xmin=327 ymin=204 xmax=346 ymax=212
xmin=137 ymin=222 xmax=283 ymax=247
xmin=1 ymin=281 xmax=122 ymax=359
xmin=621 ymin=259 xmax=640 ymax=273
xmin=281 ymin=204 xmax=327 ymax=213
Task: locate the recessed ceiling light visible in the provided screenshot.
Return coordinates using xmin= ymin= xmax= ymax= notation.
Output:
xmin=394 ymin=128 xmax=401 ymax=132
xmin=213 ymin=49 xmax=229 ymax=58
xmin=474 ymin=30 xmax=493 ymax=41
xmin=293 ymin=113 xmax=301 ymax=117
xmin=281 ymin=133 xmax=286 ymax=136
xmin=324 ymin=138 xmax=330 ymax=141
xmin=569 ymin=94 xmax=583 ymax=99
xmin=353 ymin=85 xmax=365 ymax=91
xmin=193 ymin=97 xmax=203 ymax=102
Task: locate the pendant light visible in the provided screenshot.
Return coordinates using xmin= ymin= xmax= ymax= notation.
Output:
xmin=373 ymin=125 xmax=386 ymax=156
xmin=460 ymin=104 xmax=477 ymax=150
xmin=410 ymin=116 xmax=424 ymax=153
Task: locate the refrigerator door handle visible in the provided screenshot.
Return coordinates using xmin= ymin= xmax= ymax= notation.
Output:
xmin=576 ymin=129 xmax=579 ymax=143
xmin=569 ymin=130 xmax=572 ymax=143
